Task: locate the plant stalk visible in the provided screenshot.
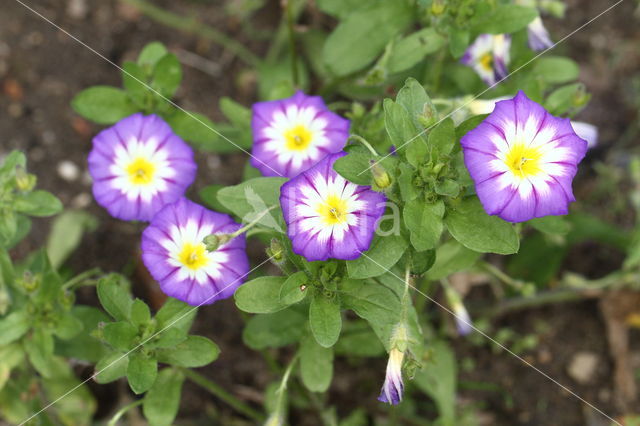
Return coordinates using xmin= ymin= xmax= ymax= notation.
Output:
xmin=120 ymin=0 xmax=261 ymax=67
xmin=180 ymin=368 xmax=265 ymax=422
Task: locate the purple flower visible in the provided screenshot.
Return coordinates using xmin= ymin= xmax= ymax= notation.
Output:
xmin=378 ymin=348 xmax=404 ymax=405
xmin=279 ymin=152 xmax=385 ymax=261
xmin=571 ymin=121 xmax=598 ymax=150
xmin=251 ymin=91 xmax=350 ymax=177
xmin=461 ymin=34 xmax=511 ymax=86
xmin=445 ymin=286 xmax=473 ymax=336
xmin=88 ymin=113 xmax=196 ymax=222
xmin=527 ymin=17 xmax=554 ymax=52
xmin=461 ymin=91 xmax=588 ymax=223
xmin=141 ymin=198 xmax=249 ymax=306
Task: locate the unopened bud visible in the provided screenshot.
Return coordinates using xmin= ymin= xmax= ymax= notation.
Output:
xmin=431 ymin=0 xmax=445 ymax=16
xmin=267 ymin=238 xmax=285 ymax=264
xmin=203 ymin=234 xmax=231 ymax=252
xmin=15 ymin=167 xmax=36 ymax=192
xmin=371 ymin=162 xmax=392 ymax=190
xmin=20 ymin=271 xmax=40 ymax=292
xmin=60 ymin=290 xmax=75 ymax=310
xmin=418 ymin=102 xmax=438 ymax=128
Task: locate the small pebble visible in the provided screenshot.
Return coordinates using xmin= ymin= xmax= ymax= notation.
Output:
xmin=567 ymin=351 xmax=599 ymax=384
xmin=71 ymin=192 xmax=92 ymax=209
xmin=67 ymin=0 xmax=88 ymax=19
xmin=57 ymin=160 xmax=80 ymax=181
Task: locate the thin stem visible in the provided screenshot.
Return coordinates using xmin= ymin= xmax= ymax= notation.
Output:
xmin=347 ymin=135 xmax=379 ymax=157
xmin=180 ymin=368 xmax=264 ymax=422
xmin=286 ymin=0 xmax=299 ymax=87
xmin=120 ymin=0 xmax=261 ymax=67
xmin=479 ymin=261 xmax=524 ymax=290
xmin=232 ymin=205 xmax=278 ymax=238
xmin=107 ymin=399 xmax=143 ymax=426
xmin=62 ymin=267 xmax=102 ymax=290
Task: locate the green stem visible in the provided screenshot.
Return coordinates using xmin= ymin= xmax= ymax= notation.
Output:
xmin=107 ymin=399 xmax=143 ymax=426
xmin=347 ymin=135 xmax=379 ymax=157
xmin=286 ymin=0 xmax=299 ymax=87
xmin=180 ymin=368 xmax=264 ymax=422
xmin=62 ymin=267 xmax=102 ymax=290
xmin=120 ymin=0 xmax=261 ymax=67
xmin=233 ymin=205 xmax=278 ymax=238
xmin=479 ymin=261 xmax=524 ymax=290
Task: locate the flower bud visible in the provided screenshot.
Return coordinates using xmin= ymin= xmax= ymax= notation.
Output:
xmin=445 ymin=286 xmax=473 ymax=336
xmin=267 ymin=238 xmax=285 ymax=264
xmin=20 ymin=271 xmax=40 ymax=292
xmin=418 ymin=102 xmax=438 ymax=128
xmin=371 ymin=162 xmax=392 ymax=190
xmin=203 ymin=234 xmax=231 ymax=252
xmin=15 ymin=166 xmax=36 ymax=192
xmin=431 ymin=0 xmax=445 ymax=16
xmin=378 ymin=347 xmax=405 ymax=405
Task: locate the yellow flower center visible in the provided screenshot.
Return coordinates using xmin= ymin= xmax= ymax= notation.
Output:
xmin=479 ymin=52 xmax=493 ymax=72
xmin=284 ymin=124 xmax=313 ymax=151
xmin=177 ymin=242 xmax=209 ymax=270
xmin=317 ymin=194 xmax=349 ymax=226
xmin=126 ymin=157 xmax=156 ymax=185
xmin=505 ymin=144 xmax=543 ymax=178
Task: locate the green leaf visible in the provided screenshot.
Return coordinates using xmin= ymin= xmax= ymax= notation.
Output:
xmin=97 ymin=275 xmax=132 ymax=321
xmin=219 ymin=97 xmax=251 ymax=127
xmin=445 ymin=197 xmax=520 ymax=255
xmin=147 ymin=328 xmax=187 ymax=350
xmin=428 ymin=118 xmax=456 ymax=156
xmin=0 ymin=310 xmax=30 ymax=345
xmin=309 ymin=292 xmax=342 ymax=348
xmin=41 ymin=358 xmax=97 ymax=425
xmin=322 ymin=1 xmax=413 ymax=76
xmin=122 ymin=61 xmax=148 ymax=104
xmin=334 ymin=320 xmax=385 ymax=357
xmin=127 ymin=353 xmax=158 ymax=394
xmin=413 ymin=340 xmax=457 ymax=424
xmin=94 ymin=351 xmax=129 ymax=384
xmin=407 ymin=248 xmax=436 ymax=275
xmin=199 ymin=184 xmax=233 ymax=214
xmin=54 ymin=306 xmax=108 ymax=363
xmin=103 ymin=322 xmax=137 ymax=351
xmin=143 ymin=368 xmax=184 ymax=426
xmin=155 ymin=298 xmax=197 ymax=336
xmin=426 ymin=240 xmax=482 ymax=280
xmin=53 ymin=311 xmax=84 ymax=340
xmin=470 ymin=5 xmax=537 ymax=34
xmin=235 ymin=276 xmax=288 ymax=314
xmin=346 ymin=235 xmax=409 ymax=279
xmin=152 ymin=53 xmax=182 ymax=98
xmin=449 ymin=29 xmax=470 ymax=58
xmin=397 ymin=163 xmax=418 ymax=202
xmin=217 ymin=177 xmax=287 ymax=230
xmin=544 ymin=83 xmax=585 ymax=115
xmin=533 ymin=56 xmax=579 ymax=84
xmin=131 ymin=299 xmax=151 ymax=327
xmin=384 ymin=98 xmax=417 ymax=148
xmin=279 ymin=271 xmax=309 ymax=306
xmin=339 ymin=279 xmax=401 ymax=351
xmin=529 ymin=216 xmax=570 ymax=235
xmin=0 ymin=210 xmax=18 ymax=249
xmin=316 ymin=0 xmax=364 ymax=18
xmin=156 ymin=336 xmax=220 ymax=368
xmin=164 ymin=109 xmax=229 ymax=152
xmin=138 ymin=42 xmax=168 ymax=68
xmin=46 ymin=210 xmax=97 ymax=269
xmin=333 ymin=149 xmax=372 ymax=185
xmin=13 ymin=190 xmax=63 ymax=217
xmin=396 ymin=77 xmax=435 ymax=131
xmin=71 ymin=86 xmax=138 ymax=125
xmin=435 ymin=178 xmax=460 ymax=197
xmin=243 ymin=308 xmax=306 ymax=350
xmin=24 ymin=329 xmax=55 ymax=378
xmin=404 ymin=200 xmax=444 ymax=251
xmin=300 ymin=333 xmax=334 ymax=392
xmin=388 ymin=28 xmax=445 ymax=74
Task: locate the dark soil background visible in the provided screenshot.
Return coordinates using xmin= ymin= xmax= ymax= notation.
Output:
xmin=1 ymin=0 xmax=639 ymax=425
